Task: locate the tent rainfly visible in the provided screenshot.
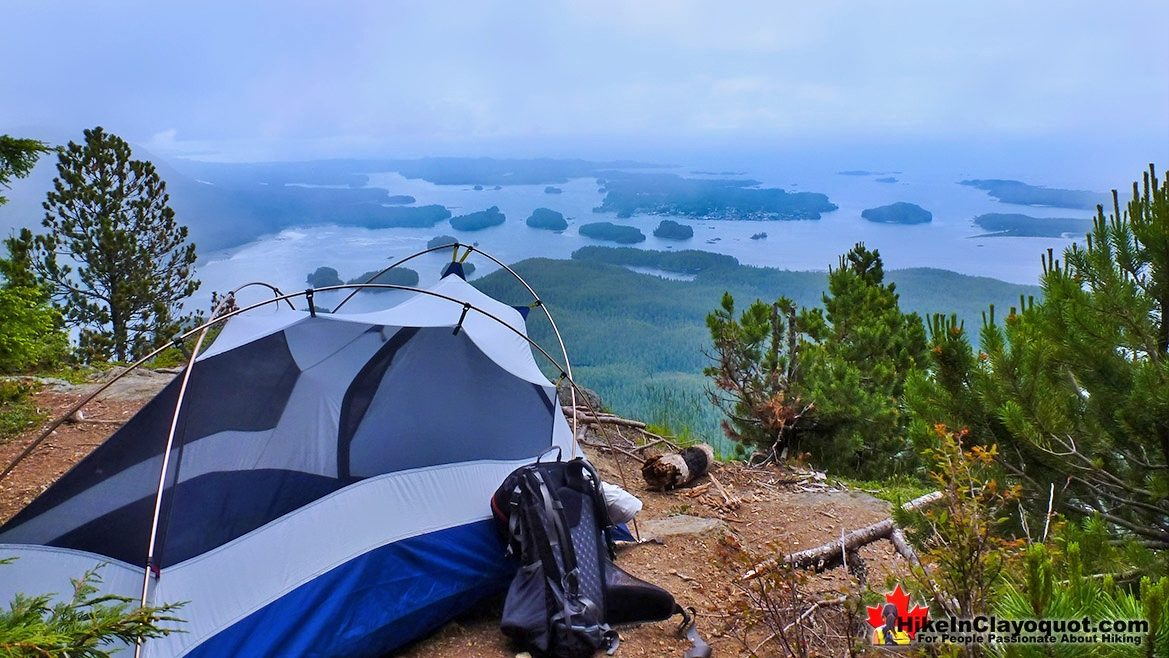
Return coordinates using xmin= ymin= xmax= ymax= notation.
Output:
xmin=0 ymin=253 xmax=583 ymax=657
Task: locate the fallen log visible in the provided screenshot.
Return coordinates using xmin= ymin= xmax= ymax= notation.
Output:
xmin=562 ymin=407 xmax=648 ymax=429
xmin=742 ymin=491 xmax=941 ymax=579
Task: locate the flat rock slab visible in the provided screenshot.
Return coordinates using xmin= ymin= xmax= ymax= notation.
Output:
xmin=638 ymin=514 xmax=725 ymax=540
xmin=73 ymin=367 xmax=176 ymax=401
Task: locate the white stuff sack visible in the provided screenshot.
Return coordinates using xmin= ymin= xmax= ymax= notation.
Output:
xmin=600 ymin=481 xmax=642 ymax=524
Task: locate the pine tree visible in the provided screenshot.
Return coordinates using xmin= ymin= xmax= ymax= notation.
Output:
xmin=0 ymin=138 xmax=68 ymax=373
xmin=911 ymin=165 xmax=1169 ymax=550
xmin=25 ymin=127 xmax=199 ymax=362
xmin=797 ymin=244 xmax=928 ymax=475
xmin=704 ymin=293 xmax=808 ymax=459
xmin=0 ymin=230 xmax=68 ymax=373
xmin=704 ymin=244 xmax=927 ymax=474
xmin=0 ymin=135 xmax=50 ymax=206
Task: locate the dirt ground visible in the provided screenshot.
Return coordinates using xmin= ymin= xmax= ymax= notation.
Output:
xmin=0 ymin=379 xmax=912 ymax=657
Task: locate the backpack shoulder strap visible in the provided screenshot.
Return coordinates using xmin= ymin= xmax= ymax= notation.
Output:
xmin=674 ymin=605 xmax=712 ymax=658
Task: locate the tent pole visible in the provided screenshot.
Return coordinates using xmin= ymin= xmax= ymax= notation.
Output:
xmin=7 ymin=279 xmax=627 ymax=616
xmin=133 ymin=293 xmax=233 ymax=658
xmin=0 ymin=281 xmax=291 ymax=485
xmin=329 ymin=244 xmax=582 ymax=452
xmin=462 ymin=248 xmax=579 ymax=456
xmin=332 ymin=243 xmax=462 ymax=311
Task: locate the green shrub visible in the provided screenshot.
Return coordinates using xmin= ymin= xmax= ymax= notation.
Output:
xmin=0 ymin=379 xmax=43 ymax=441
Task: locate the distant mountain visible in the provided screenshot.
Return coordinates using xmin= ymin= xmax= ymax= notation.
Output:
xmin=142 ymin=156 xmax=664 ymax=251
xmin=153 ymin=158 xmax=450 ymax=252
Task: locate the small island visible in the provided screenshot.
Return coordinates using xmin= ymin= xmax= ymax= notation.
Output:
xmin=526 ymin=208 xmax=568 ymax=231
xmin=652 ymin=219 xmax=694 ymax=240
xmin=450 ymin=206 xmax=506 ymax=231
xmin=385 ymin=195 xmax=416 ymax=205
xmin=472 ymin=185 xmax=483 ymax=191
xmin=307 ymin=266 xmax=343 ymax=288
xmin=960 ymin=179 xmax=1104 ymax=210
xmin=750 ymin=232 xmax=767 ymax=240
xmin=578 ymin=222 xmax=646 ymax=244
xmin=972 ymin=213 xmax=1091 ymax=238
xmin=544 ymin=186 xmax=563 ymax=194
xmin=346 ymin=267 xmax=420 ymax=291
xmin=427 ymin=234 xmax=459 ymax=249
xmin=875 ymin=177 xmax=898 ymax=184
xmin=861 ymin=202 xmax=933 ymax=225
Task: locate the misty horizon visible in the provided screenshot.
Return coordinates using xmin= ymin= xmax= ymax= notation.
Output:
xmin=2 ymin=1 xmax=1165 ymax=177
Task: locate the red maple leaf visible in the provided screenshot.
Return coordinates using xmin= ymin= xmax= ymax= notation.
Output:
xmin=866 ymin=584 xmax=929 ymax=639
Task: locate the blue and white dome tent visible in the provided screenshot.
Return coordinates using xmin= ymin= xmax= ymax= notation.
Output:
xmin=0 ymin=244 xmax=605 ymax=657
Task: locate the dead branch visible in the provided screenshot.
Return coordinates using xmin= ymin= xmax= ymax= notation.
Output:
xmin=707 ymin=471 xmax=741 ymax=509
xmin=580 ymin=439 xmax=646 ymax=464
xmin=742 ymin=491 xmax=942 ymax=579
xmin=889 ymin=528 xmax=922 ymax=569
xmin=561 ymin=406 xmax=648 ymax=429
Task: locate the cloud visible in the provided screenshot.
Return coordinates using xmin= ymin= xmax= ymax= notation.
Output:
xmin=0 ymin=0 xmax=1165 ymax=159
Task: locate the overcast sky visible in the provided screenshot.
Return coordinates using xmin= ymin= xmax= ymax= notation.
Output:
xmin=2 ymin=1 xmax=1167 ymax=163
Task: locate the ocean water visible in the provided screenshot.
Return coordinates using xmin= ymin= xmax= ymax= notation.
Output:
xmin=194 ymin=160 xmax=1091 ymax=313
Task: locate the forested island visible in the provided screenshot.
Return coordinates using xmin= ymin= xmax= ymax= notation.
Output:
xmin=652 ymin=219 xmax=694 ymax=240
xmin=960 ymin=179 xmax=1104 ymax=209
xmin=306 ymin=266 xmax=343 ymax=288
xmin=427 ymin=234 xmax=458 ymax=249
xmin=861 ymin=202 xmax=933 ymax=224
xmin=972 ymin=213 xmax=1091 ymax=237
xmin=578 ymin=222 xmax=646 ymax=244
xmin=450 ymin=206 xmax=505 ymax=231
xmin=526 ymin=208 xmax=568 ymax=231
xmin=348 ymin=268 xmax=420 ymax=289
xmin=595 ymin=172 xmax=837 ymax=221
xmin=306 ymin=266 xmax=420 ymax=292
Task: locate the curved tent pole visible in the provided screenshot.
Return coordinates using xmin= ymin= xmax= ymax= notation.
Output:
xmin=455 ymin=246 xmax=580 ymax=456
xmin=0 ymin=280 xmax=582 ymax=486
xmin=331 ymin=243 xmax=460 ymax=311
xmin=7 ymin=280 xmax=636 ymax=648
xmin=133 ymin=304 xmax=221 ymax=657
xmin=331 ymin=243 xmax=580 ymax=448
xmin=0 ymin=345 xmax=186 ymax=483
xmin=224 ymin=281 xmax=297 ymax=310
xmin=134 ymin=285 xmax=294 ymax=656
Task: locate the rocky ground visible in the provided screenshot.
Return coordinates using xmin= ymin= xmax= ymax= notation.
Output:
xmin=0 ymin=372 xmax=913 ymax=657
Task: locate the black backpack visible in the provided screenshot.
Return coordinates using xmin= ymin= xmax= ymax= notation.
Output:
xmin=491 ymin=456 xmax=712 ymax=658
